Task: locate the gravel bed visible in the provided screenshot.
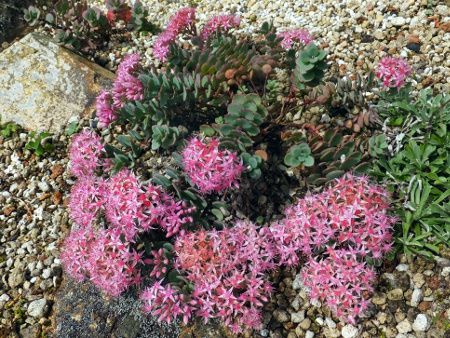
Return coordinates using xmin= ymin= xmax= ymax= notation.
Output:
xmin=258 ymin=254 xmax=450 ymax=338
xmin=87 ymin=0 xmax=450 ymax=93
xmin=1 ymin=1 xmax=449 ymax=337
xmin=0 ymin=128 xmax=73 ymax=337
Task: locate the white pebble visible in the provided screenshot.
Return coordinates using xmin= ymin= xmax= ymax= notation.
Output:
xmin=412 ymin=314 xmax=430 ymax=332
xmin=342 ymin=324 xmax=360 ymax=338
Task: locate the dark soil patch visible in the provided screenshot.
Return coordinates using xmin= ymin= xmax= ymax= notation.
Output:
xmin=0 ymin=0 xmax=30 ymax=44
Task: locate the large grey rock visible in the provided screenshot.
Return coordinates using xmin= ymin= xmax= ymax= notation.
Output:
xmin=0 ymin=32 xmax=114 ymax=132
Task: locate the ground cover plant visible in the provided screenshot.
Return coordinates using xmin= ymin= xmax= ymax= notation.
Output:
xmin=24 ymin=0 xmax=159 ymax=55
xmin=59 ymin=5 xmax=449 ymax=336
xmin=371 ymin=87 xmax=450 ymax=258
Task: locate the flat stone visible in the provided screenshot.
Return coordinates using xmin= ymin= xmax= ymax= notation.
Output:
xmin=325 ymin=317 xmax=336 ymax=329
xmin=412 ymin=273 xmax=425 ymax=288
xmin=391 ymin=16 xmax=406 ymax=26
xmin=8 ymin=265 xmax=24 ymax=288
xmin=299 ymin=318 xmax=311 ymax=330
xmin=291 ymin=310 xmax=305 ymax=323
xmin=387 ymin=288 xmax=404 ymax=301
xmin=292 ymin=273 xmax=302 ymax=290
xmin=372 ymin=292 xmax=387 ymax=305
xmin=27 ymin=298 xmax=48 ymax=318
xmin=19 ymin=324 xmax=40 ymax=338
xmin=0 ymin=33 xmax=114 ymax=132
xmin=273 ymin=309 xmax=289 ymax=323
xmin=396 ymin=319 xmax=412 ymax=334
xmin=305 ymin=331 xmax=314 ymax=338
xmin=442 ymin=267 xmax=450 ymax=277
xmin=396 ymin=264 xmax=409 ymax=272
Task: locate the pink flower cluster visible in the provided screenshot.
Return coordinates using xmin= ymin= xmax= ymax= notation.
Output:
xmin=112 ymin=53 xmax=144 ymax=109
xmin=270 ymin=193 xmax=334 ymax=266
xmin=269 ymin=174 xmax=394 ymax=322
xmin=139 ymin=174 xmax=393 ymax=329
xmin=324 ymin=174 xmax=394 ymax=258
xmin=301 ymin=247 xmax=376 ymax=324
xmin=153 ymin=8 xmax=196 ymax=61
xmin=95 ymin=53 xmax=143 ymax=128
xmin=272 ymin=174 xmax=394 ymax=263
xmin=142 ymin=221 xmax=277 ymax=333
xmin=138 ymin=183 xmax=195 ymax=237
xmin=96 ymin=91 xmax=117 ymax=128
xmin=182 ymin=137 xmax=244 ymax=194
xmin=141 ymin=280 xmax=194 ymax=325
xmin=60 ymin=227 xmax=142 ymax=296
xmin=68 ymin=175 xmax=106 ymax=229
xmin=200 ymin=14 xmax=241 ymax=40
xmin=146 ymin=248 xmax=169 ymax=279
xmin=104 ymin=169 xmax=141 ymax=240
xmin=60 ymin=228 xmax=96 ymax=282
xmin=64 ymin=130 xmax=197 ymax=296
xmin=278 ymin=28 xmax=314 ymax=49
xmin=69 ymin=129 xmax=105 ymax=177
xmin=376 ymin=56 xmax=411 ymax=89
xmin=67 ymin=170 xmax=195 ymax=239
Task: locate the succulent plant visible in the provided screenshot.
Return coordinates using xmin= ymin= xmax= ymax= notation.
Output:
xmin=168 ymin=36 xmax=277 ymax=89
xmin=332 ymin=73 xmax=380 ymax=132
xmin=368 ymin=134 xmax=388 ymax=158
xmin=302 ymin=73 xmax=380 ymax=132
xmin=333 ymin=73 xmax=374 ymax=109
xmin=284 ymin=143 xmax=314 ymax=168
xmin=305 ymin=128 xmax=371 ymax=186
xmin=23 ymin=6 xmax=41 ymax=26
xmin=303 ymin=82 xmax=335 ymax=106
xmin=198 ymin=94 xmax=269 ymax=179
xmin=293 ymin=43 xmax=327 ymax=89
xmin=128 ymin=1 xmax=159 ymax=32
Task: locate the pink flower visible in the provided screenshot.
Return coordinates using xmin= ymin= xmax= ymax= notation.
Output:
xmin=147 ymin=248 xmax=170 ymax=279
xmin=96 ymin=90 xmax=117 ymax=129
xmin=104 ymin=169 xmax=141 ymax=240
xmin=273 ymin=173 xmax=394 ymax=262
xmin=301 ymin=248 xmax=376 ymax=324
xmin=271 ymin=193 xmax=335 ymax=264
xmin=60 ymin=227 xmax=97 ymax=282
xmin=153 ymin=7 xmax=196 ymax=61
xmin=69 ymin=129 xmax=104 ymax=177
xmin=200 ymin=14 xmax=240 ymax=40
xmin=112 ymin=53 xmax=144 ymax=109
xmin=87 ymin=228 xmax=142 ymax=296
xmin=141 ymin=280 xmax=195 ymax=325
xmin=376 ymin=56 xmax=411 ymax=89
xmin=68 ymin=175 xmax=106 ymax=228
xmin=182 ymin=137 xmax=244 ymax=194
xmin=153 ymin=31 xmax=176 ymax=61
xmin=324 ymin=174 xmax=394 ymax=259
xmin=278 ymin=28 xmax=314 ymax=49
xmin=117 ymin=53 xmax=141 ymax=77
xmin=61 ymin=221 xmax=142 ymax=297
xmin=165 ymin=7 xmax=196 ymax=35
xmin=137 ymin=183 xmax=195 ymax=237
xmin=173 ymin=220 xmax=276 ymax=333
